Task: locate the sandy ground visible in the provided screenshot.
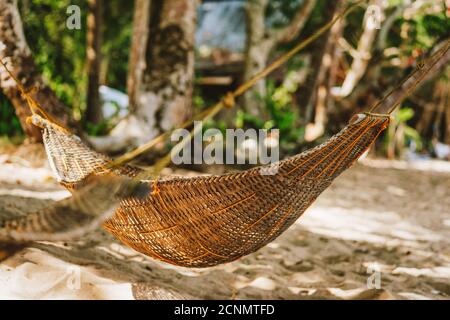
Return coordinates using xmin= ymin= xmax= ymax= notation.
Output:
xmin=0 ymin=146 xmax=449 ymax=300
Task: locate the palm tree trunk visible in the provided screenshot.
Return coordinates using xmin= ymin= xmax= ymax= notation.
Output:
xmin=91 ymin=0 xmax=197 ymax=152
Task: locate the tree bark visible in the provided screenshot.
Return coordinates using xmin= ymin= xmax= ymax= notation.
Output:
xmin=0 ymin=0 xmax=76 ymax=142
xmin=85 ymin=0 xmax=103 ymax=125
xmin=135 ymin=0 xmax=196 ymax=132
xmin=127 ymin=0 xmax=150 ymax=113
xmin=92 ymin=0 xmax=197 ymax=152
xmin=243 ymin=0 xmax=316 ymax=117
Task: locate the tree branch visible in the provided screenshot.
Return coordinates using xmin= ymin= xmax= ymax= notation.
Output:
xmin=331 ymin=0 xmax=385 ymax=98
xmin=273 ymin=0 xmax=317 ymax=44
xmin=245 ymin=0 xmax=270 ymax=45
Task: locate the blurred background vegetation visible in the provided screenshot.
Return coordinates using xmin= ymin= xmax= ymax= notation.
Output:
xmin=0 ymin=0 xmax=449 ymax=163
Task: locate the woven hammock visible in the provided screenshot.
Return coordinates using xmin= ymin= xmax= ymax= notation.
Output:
xmin=10 ymin=112 xmax=388 ymax=267
xmin=1 ymin=13 xmax=447 ymax=266
xmin=0 ymin=174 xmax=148 ymax=242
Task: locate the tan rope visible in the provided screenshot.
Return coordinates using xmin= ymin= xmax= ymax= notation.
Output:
xmin=0 ymin=59 xmax=69 ymax=132
xmin=386 ymin=39 xmax=450 ymax=115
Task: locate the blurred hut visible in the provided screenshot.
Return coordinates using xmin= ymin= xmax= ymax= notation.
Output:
xmin=195 ymin=0 xmax=246 ymax=98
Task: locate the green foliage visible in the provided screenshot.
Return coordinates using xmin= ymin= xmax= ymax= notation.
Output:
xmin=236 ymin=79 xmax=304 ymax=152
xmin=20 ymin=0 xmax=88 ymax=116
xmin=85 ymin=120 xmax=110 ymax=136
xmin=406 ymin=9 xmax=450 ymax=48
xmin=266 ymin=0 xmax=311 ymax=29
xmin=0 ymin=93 xmax=23 ymax=137
xmin=19 ymin=0 xmax=133 ymax=119
xmin=0 ymin=0 xmax=446 ymax=161
xmin=192 ymin=84 xmax=208 ymax=113
xmin=85 ymin=100 xmax=126 ymax=136
xmin=383 ymin=107 xmax=422 ymax=158
xmin=101 ymin=1 xmax=134 ymax=92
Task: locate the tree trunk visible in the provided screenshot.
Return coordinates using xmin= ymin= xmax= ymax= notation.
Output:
xmin=85 ymin=0 xmax=103 ymax=125
xmin=92 ymin=0 xmax=197 ymax=152
xmin=0 ymin=0 xmax=76 ymax=142
xmin=243 ymin=0 xmax=316 ymax=117
xmin=304 ymin=21 xmax=340 ymax=142
xmin=445 ymin=80 xmax=450 ymax=145
xmin=135 ymin=0 xmax=195 ymax=133
xmin=127 ymin=0 xmax=150 ymax=113
xmin=325 ymin=16 xmax=344 ymax=116
xmin=242 ymin=0 xmax=272 ymax=116
xmin=296 ymin=0 xmax=341 ymax=125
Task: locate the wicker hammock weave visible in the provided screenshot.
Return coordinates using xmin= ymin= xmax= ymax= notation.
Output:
xmin=21 ymin=112 xmax=389 ymax=267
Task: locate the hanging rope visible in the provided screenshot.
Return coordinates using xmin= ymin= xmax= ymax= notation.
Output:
xmin=386 ymin=39 xmax=450 ymax=114
xmin=368 ymin=38 xmax=450 ymax=115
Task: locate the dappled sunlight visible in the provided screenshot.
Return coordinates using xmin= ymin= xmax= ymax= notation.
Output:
xmin=362 ymin=158 xmax=450 ymax=174
xmin=0 ymin=153 xmax=449 ymax=299
xmin=0 ymin=160 xmax=450 ymax=299
xmin=0 ymin=188 xmax=68 ymax=201
xmin=299 ymin=206 xmax=442 ymax=246
xmin=0 ymin=160 xmax=61 ymax=192
xmin=0 ymin=250 xmax=133 ymax=299
xmin=392 ymin=266 xmax=450 ymax=279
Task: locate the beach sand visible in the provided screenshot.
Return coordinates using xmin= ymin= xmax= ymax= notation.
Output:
xmin=0 ymin=147 xmax=449 ymax=300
